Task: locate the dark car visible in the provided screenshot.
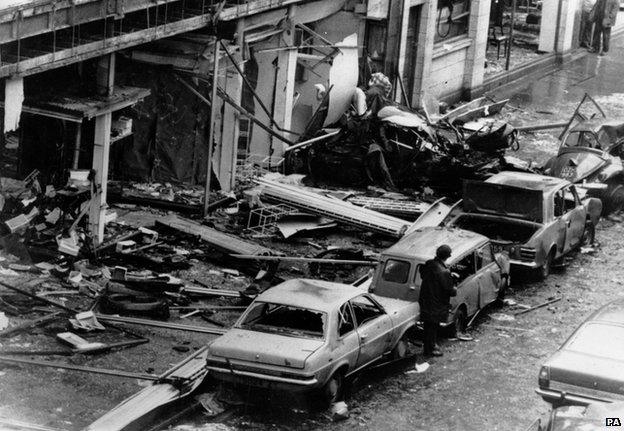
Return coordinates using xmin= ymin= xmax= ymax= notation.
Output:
xmin=543 ymin=118 xmax=624 ymax=213
xmin=536 ymin=299 xmax=624 ymax=407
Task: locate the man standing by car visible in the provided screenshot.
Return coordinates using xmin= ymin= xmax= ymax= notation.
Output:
xmin=589 ymin=0 xmax=619 ymax=55
xmin=419 ymin=245 xmax=457 ymax=357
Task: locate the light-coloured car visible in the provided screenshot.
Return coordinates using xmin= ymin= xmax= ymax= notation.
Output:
xmin=536 ymin=299 xmax=624 ymax=407
xmin=369 ymin=226 xmax=510 ymax=333
xmin=205 ymin=278 xmax=418 ymax=404
xmin=445 ymin=172 xmax=602 ymax=279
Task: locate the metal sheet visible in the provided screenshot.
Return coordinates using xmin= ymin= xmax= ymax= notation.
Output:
xmin=324 ymin=33 xmax=359 ymax=127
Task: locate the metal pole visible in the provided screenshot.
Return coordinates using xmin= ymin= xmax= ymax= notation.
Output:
xmin=204 ymin=39 xmax=220 ymax=217
xmin=505 ymin=0 xmax=516 ymax=71
xmin=72 ymin=122 xmax=82 ymax=169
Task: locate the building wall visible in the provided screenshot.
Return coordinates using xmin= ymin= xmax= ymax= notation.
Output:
xmin=429 ymin=41 xmax=471 ymax=99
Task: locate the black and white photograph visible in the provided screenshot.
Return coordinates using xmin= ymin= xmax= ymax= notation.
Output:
xmin=0 ymin=0 xmax=623 ymax=430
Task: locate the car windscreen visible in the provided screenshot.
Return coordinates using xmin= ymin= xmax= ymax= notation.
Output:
xmin=564 ymin=131 xmax=600 ymax=149
xmin=237 ymin=302 xmax=326 ymax=339
xmin=565 ymin=323 xmax=624 ymax=361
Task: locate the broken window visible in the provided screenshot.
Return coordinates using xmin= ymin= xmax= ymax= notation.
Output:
xmin=350 ymin=295 xmax=384 ymax=326
xmin=238 ymin=302 xmax=326 ymax=339
xmin=338 ymin=303 xmax=356 ymax=336
xmin=451 ymin=252 xmax=476 ymax=282
xmin=564 ymin=131 xmax=600 ymax=149
xmin=435 ymin=0 xmax=471 ymax=44
xmin=555 ymin=187 xmax=579 ymax=215
xmin=381 ymin=259 xmax=411 ymax=284
xmin=476 ymin=244 xmax=493 ymax=269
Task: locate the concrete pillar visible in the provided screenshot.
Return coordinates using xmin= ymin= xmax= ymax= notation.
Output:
xmin=89 ymin=53 xmax=115 ymax=245
xmin=219 ymin=44 xmax=244 ymax=191
xmin=412 ymin=0 xmax=437 ymax=109
xmin=271 ymin=6 xmax=297 ymax=159
xmin=463 ymin=0 xmax=492 ymax=97
xmin=539 ymin=0 xmax=578 ymax=53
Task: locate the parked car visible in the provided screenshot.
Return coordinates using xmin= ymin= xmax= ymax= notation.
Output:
xmin=205 ymin=278 xmax=418 ymax=404
xmin=369 ymin=226 xmax=509 ymax=334
xmin=536 ymin=299 xmax=624 ymax=407
xmin=543 ymin=119 xmax=624 ymax=213
xmin=529 ymin=403 xmax=624 ymax=431
xmin=441 ymin=171 xmax=602 ymax=279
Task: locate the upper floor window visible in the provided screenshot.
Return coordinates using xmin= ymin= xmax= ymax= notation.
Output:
xmin=435 ymin=0 xmax=471 ymax=44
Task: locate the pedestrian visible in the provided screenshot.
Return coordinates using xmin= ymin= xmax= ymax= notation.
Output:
xmin=580 ymin=0 xmax=596 ymax=48
xmin=418 ymin=244 xmax=457 ymax=358
xmin=589 ymin=0 xmax=619 ymax=56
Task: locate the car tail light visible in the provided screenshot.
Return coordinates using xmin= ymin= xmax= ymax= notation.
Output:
xmin=520 ymin=247 xmax=537 ymax=260
xmin=538 ymin=366 xmax=550 ymax=388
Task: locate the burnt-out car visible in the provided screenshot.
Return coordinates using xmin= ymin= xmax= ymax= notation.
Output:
xmin=536 ymin=299 xmax=624 ymax=407
xmin=369 ymin=226 xmax=510 ymax=334
xmin=543 ymin=119 xmax=624 ymax=213
xmin=442 ymin=172 xmax=602 ymax=279
xmin=205 ymin=279 xmax=418 ymax=404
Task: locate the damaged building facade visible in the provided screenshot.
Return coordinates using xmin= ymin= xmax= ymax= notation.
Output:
xmin=0 ymin=0 xmax=585 ymax=244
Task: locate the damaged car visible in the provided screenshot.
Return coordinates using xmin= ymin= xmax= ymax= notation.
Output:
xmin=536 ymin=299 xmax=624 ymax=407
xmin=441 ymin=172 xmax=601 ymax=279
xmin=542 ymin=94 xmax=624 ymax=213
xmin=369 ymin=226 xmax=509 ymax=334
xmin=205 ymin=278 xmax=418 ymax=404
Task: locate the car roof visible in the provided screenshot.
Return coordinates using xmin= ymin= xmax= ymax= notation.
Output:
xmin=486 ymin=171 xmax=568 ymax=193
xmin=586 ymin=298 xmax=624 ymax=326
xmin=256 ymin=278 xmax=363 ymax=312
xmin=383 ymin=226 xmax=488 ymax=264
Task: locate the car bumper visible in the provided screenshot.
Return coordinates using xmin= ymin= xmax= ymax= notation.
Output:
xmin=510 ymin=259 xmax=539 ymax=269
xmin=536 ymin=387 xmax=615 ymax=406
xmin=207 ymin=365 xmax=319 ymax=391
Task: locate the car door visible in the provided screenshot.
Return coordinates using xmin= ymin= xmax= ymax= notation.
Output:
xmin=559 ymin=186 xmax=586 ymax=252
xmin=449 ymin=252 xmax=479 ymax=319
xmin=474 ymin=242 xmax=501 ymax=308
xmin=333 ymin=302 xmax=361 ymax=371
xmin=351 ymin=294 xmax=393 ymax=368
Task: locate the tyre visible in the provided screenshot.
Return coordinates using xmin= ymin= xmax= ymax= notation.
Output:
xmin=391 ymin=334 xmax=409 ymax=360
xmin=603 ymin=181 xmax=624 ymax=214
xmin=322 ymin=371 xmax=344 ymax=406
xmin=537 ymin=249 xmax=554 ymax=281
xmin=452 ymin=306 xmax=468 ymax=337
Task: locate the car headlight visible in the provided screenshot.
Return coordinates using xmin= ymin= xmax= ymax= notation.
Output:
xmin=538 ymin=365 xmax=550 ymax=388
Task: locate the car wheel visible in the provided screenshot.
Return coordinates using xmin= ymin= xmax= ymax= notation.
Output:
xmin=580 ymin=222 xmax=595 ymax=247
xmin=391 ymin=334 xmax=409 ymax=360
xmin=537 ymin=250 xmax=554 ymax=281
xmin=604 ymin=181 xmax=624 ymax=214
xmin=452 ymin=306 xmax=468 ymax=337
xmin=322 ymin=371 xmax=344 ymax=406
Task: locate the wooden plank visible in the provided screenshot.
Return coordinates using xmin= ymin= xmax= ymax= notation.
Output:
xmin=156 ymin=214 xmax=275 ymax=256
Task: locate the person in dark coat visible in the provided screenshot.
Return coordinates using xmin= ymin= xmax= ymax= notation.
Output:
xmin=419 ymin=244 xmax=457 ymax=357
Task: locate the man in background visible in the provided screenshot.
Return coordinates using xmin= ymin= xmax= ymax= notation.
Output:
xmin=590 ymin=0 xmax=619 ymax=56
xmin=580 ymin=0 xmax=596 ymax=48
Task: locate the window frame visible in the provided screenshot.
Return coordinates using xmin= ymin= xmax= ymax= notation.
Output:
xmin=381 ymin=258 xmax=412 ymax=284
xmin=337 ymin=302 xmax=357 ymax=338
xmin=350 ymin=294 xmax=385 ymax=327
xmin=434 ymin=0 xmax=472 ymax=45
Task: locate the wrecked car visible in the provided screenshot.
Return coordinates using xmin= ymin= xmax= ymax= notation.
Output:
xmin=443 ymin=172 xmax=601 ymax=279
xmin=543 ymin=119 xmax=624 ymax=213
xmin=536 ymin=299 xmax=624 ymax=407
xmin=369 ymin=226 xmax=509 ymax=334
xmin=541 ymin=93 xmax=624 ymax=213
xmin=205 ymin=278 xmax=418 ymax=404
